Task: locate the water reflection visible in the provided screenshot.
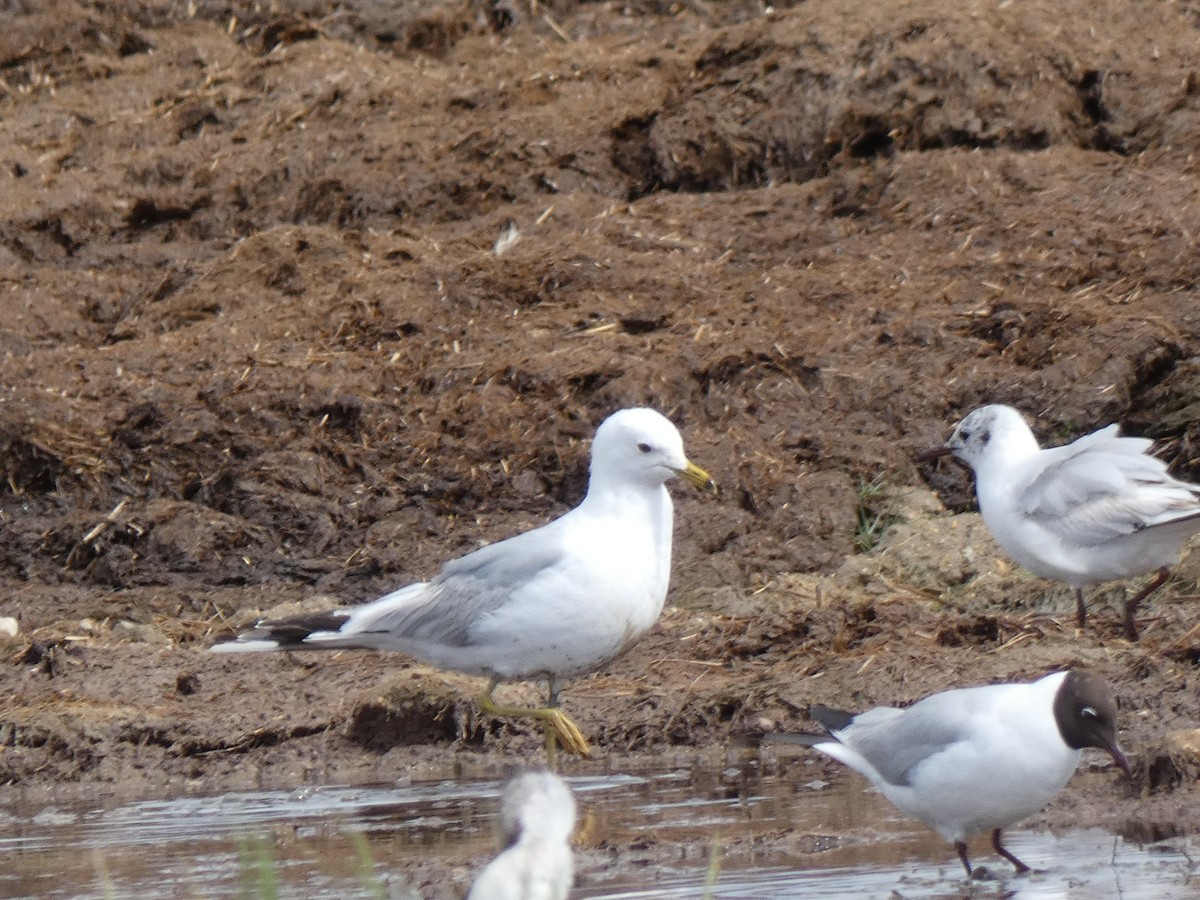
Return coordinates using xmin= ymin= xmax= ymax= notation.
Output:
xmin=0 ymin=763 xmax=1193 ymax=899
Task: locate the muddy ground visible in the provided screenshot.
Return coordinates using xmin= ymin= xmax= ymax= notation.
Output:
xmin=3 ymin=0 xmax=1200 ymax=886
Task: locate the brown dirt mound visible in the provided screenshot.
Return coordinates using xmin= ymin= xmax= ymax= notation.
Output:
xmin=1 ymin=0 xmax=1198 ymax=844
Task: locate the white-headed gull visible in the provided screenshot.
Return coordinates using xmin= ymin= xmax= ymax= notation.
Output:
xmin=924 ymin=403 xmax=1200 ymax=638
xmin=768 ymin=670 xmax=1129 ymax=877
xmin=213 ymin=408 xmax=715 ymax=758
xmin=468 ymin=771 xmax=576 ymax=900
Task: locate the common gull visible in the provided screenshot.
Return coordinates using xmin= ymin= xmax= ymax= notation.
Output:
xmin=213 ymin=407 xmax=715 ymax=758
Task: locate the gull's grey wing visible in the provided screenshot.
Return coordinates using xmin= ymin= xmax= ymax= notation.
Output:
xmin=342 ymin=523 xmax=569 ymax=647
xmin=835 ymin=701 xmax=969 ymax=787
xmin=1020 ymin=426 xmax=1200 ymax=544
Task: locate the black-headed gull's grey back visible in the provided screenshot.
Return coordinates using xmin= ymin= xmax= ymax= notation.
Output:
xmin=768 ymin=670 xmax=1129 ymax=877
xmin=924 ymin=403 xmax=1200 ymax=639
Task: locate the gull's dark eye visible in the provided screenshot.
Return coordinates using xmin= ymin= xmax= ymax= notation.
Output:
xmin=637 ymin=442 xmax=653 ymax=454
xmin=1081 ymin=707 xmax=1098 ymax=719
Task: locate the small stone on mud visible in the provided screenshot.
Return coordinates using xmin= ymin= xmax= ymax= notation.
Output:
xmin=0 ymin=617 xmax=17 ymax=638
xmin=751 ymin=715 xmax=776 ymax=733
xmin=511 ymin=468 xmax=547 ymax=497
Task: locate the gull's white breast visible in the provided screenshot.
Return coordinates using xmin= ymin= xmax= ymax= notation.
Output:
xmin=874 ymin=675 xmax=1080 ymax=842
xmin=469 ymin=486 xmax=673 ymax=680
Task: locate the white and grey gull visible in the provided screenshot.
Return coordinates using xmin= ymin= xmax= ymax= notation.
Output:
xmin=923 ymin=403 xmax=1200 ymax=639
xmin=213 ymin=407 xmax=715 ymax=758
xmin=767 ymin=669 xmax=1130 ymax=877
xmin=468 ymin=770 xmax=576 ymax=900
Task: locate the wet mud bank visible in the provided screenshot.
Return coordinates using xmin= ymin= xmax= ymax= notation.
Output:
xmin=2 ymin=0 xmax=1200 ymax=859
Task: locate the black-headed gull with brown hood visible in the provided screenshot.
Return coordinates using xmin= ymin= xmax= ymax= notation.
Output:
xmin=767 ymin=670 xmax=1129 ymax=877
xmin=924 ymin=403 xmax=1200 ymax=639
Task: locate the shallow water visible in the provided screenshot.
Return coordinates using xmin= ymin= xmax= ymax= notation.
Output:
xmin=0 ymin=763 xmax=1193 ymax=899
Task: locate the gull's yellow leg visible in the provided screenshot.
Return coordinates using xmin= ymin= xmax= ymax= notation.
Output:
xmin=545 ymin=724 xmax=560 ymax=770
xmin=477 ymin=677 xmax=592 ymax=759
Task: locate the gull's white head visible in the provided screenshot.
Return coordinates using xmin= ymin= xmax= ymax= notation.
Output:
xmin=942 ymin=404 xmax=1038 ymax=470
xmin=498 ymin=770 xmax=577 ymax=846
xmin=589 ymin=408 xmax=715 ymax=493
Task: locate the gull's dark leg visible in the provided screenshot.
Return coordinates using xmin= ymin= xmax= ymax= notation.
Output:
xmin=1123 ymin=568 xmax=1169 ymax=641
xmin=1073 ymin=587 xmax=1088 ymax=628
xmin=955 ymin=841 xmax=973 ymax=877
xmin=545 ymin=677 xmax=560 ymax=769
xmin=992 ymin=828 xmax=1031 ymax=874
